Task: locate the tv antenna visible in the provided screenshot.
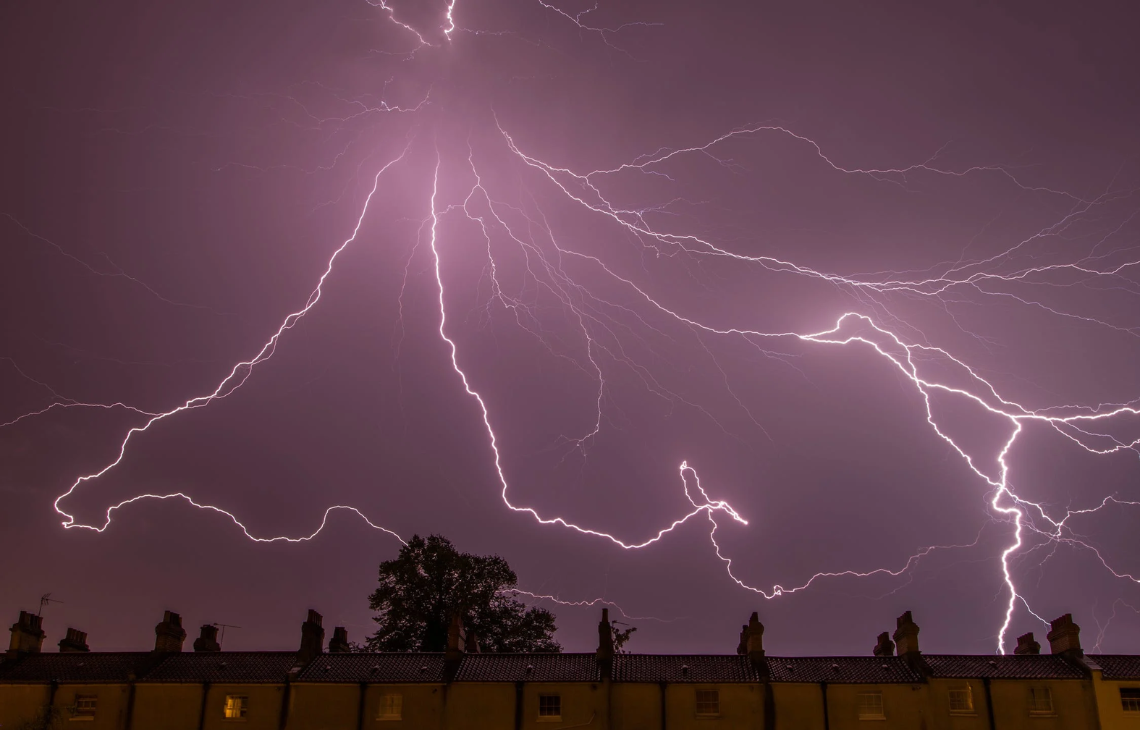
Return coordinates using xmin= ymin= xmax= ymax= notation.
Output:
xmin=211 ymin=623 xmax=242 ymax=647
xmin=38 ymin=593 xmax=64 ymax=617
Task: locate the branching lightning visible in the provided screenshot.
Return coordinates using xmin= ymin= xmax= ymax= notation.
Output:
xmin=6 ymin=0 xmax=1140 ymax=653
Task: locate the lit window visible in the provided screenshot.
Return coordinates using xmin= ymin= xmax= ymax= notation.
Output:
xmin=224 ymin=695 xmax=248 ymax=720
xmin=695 ymin=689 xmax=720 ymax=717
xmin=949 ymin=686 xmax=974 ymax=714
xmin=538 ymin=694 xmax=561 ymax=720
xmin=1029 ymin=687 xmax=1054 ymax=715
xmin=1121 ymin=688 xmax=1140 ymax=713
xmin=72 ymin=694 xmax=97 ymax=720
xmin=858 ymin=691 xmax=885 ymax=720
xmin=377 ymin=693 xmax=403 ymax=720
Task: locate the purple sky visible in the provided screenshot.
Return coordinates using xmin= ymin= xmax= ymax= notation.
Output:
xmin=3 ymin=0 xmax=1140 ymax=657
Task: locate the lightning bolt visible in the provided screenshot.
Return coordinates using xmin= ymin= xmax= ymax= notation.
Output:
xmin=8 ymin=0 xmax=1139 ymax=654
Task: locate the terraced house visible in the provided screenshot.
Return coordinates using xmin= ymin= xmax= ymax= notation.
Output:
xmin=3 ymin=606 xmax=1140 ymax=729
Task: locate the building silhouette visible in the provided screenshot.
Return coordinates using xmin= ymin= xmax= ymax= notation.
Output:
xmin=4 ymin=606 xmax=1140 ymax=728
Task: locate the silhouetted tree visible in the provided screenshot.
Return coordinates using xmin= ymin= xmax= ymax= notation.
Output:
xmin=367 ymin=534 xmax=561 ymax=652
xmin=611 ymin=621 xmax=637 ymax=654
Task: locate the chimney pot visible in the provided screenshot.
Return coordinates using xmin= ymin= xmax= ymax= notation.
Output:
xmin=298 ymin=610 xmax=325 ymax=663
xmin=596 ymin=608 xmax=614 ymax=679
xmin=194 ymin=625 xmax=221 ymax=653
xmin=745 ymin=612 xmax=765 ymax=664
xmin=8 ymin=611 xmax=47 ymax=658
xmin=1046 ymin=614 xmax=1082 ymax=656
xmin=1014 ymin=632 xmax=1041 ymax=655
xmin=873 ymin=631 xmax=895 ymax=657
xmin=329 ymin=627 xmax=350 ymax=653
xmin=446 ymin=613 xmax=466 ymax=662
xmin=59 ymin=628 xmax=90 ymax=653
xmin=892 ymin=611 xmax=920 ymax=656
xmin=153 ymin=611 xmax=187 ymax=653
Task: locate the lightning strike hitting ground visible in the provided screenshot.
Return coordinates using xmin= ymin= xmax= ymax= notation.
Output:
xmin=5 ymin=0 xmax=1140 ymax=654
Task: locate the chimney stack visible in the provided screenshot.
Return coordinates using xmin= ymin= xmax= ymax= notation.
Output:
xmin=873 ymin=631 xmax=895 ymax=657
xmin=1047 ymin=614 xmax=1082 ymax=656
xmin=445 ymin=613 xmax=466 ymax=662
xmin=597 ymin=608 xmax=614 ymax=678
xmin=194 ymin=625 xmax=221 ymax=653
xmin=744 ymin=612 xmax=765 ymax=665
xmin=58 ymin=628 xmax=90 ymax=653
xmin=736 ymin=624 xmax=748 ymax=655
xmin=298 ymin=610 xmax=324 ymax=663
xmin=329 ymin=627 xmax=350 ymax=653
xmin=154 ymin=611 xmax=187 ymax=653
xmin=8 ymin=611 xmax=46 ymax=658
xmin=1014 ymin=632 xmax=1041 ymax=655
xmin=892 ymin=611 xmax=920 ymax=657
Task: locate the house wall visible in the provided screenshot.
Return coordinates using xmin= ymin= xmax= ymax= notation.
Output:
xmin=132 ymin=683 xmax=204 ymax=730
xmin=771 ymin=683 xmax=826 ymax=730
xmin=286 ymin=683 xmax=361 ymax=729
xmin=988 ymin=678 xmax=1098 ymax=729
xmin=610 ymin=683 xmax=662 ymax=730
xmin=441 ymin=681 xmax=515 ymax=729
xmin=663 ymin=683 xmax=763 ymax=729
xmin=823 ymin=682 xmax=928 ymax=730
xmin=200 ymin=683 xmax=285 ymax=730
xmin=0 ymin=683 xmax=52 ymax=727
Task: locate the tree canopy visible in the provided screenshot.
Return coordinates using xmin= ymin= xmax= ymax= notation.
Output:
xmin=366 ymin=534 xmax=561 ymax=653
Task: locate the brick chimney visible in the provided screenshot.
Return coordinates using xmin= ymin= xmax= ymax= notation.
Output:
xmin=298 ymin=610 xmax=325 ymax=663
xmin=1047 ymin=614 xmax=1082 ymax=657
xmin=8 ymin=611 xmax=46 ymax=658
xmin=736 ymin=624 xmax=748 ymax=655
xmin=329 ymin=627 xmax=350 ymax=653
xmin=193 ymin=625 xmax=221 ymax=652
xmin=445 ymin=613 xmax=466 ymax=662
xmin=1015 ymin=632 xmax=1041 ymax=655
xmin=892 ymin=611 xmax=920 ymax=656
xmin=597 ymin=608 xmax=614 ymax=678
xmin=58 ymin=628 xmax=89 ymax=653
xmin=154 ymin=611 xmax=187 ymax=653
xmin=744 ymin=612 xmax=765 ymax=665
xmin=873 ymin=631 xmax=895 ymax=657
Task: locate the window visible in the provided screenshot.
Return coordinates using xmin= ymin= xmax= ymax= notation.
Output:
xmin=1029 ymin=687 xmax=1054 ymax=715
xmin=377 ymin=693 xmax=403 ymax=721
xmin=538 ymin=694 xmax=561 ymax=721
xmin=1121 ymin=688 xmax=1140 ymax=713
xmin=858 ymin=691 xmax=885 ymax=720
xmin=71 ymin=694 xmax=97 ymax=721
xmin=223 ymin=695 xmax=248 ymax=720
xmin=695 ymin=689 xmax=720 ymax=717
xmin=949 ymin=686 xmax=974 ymax=714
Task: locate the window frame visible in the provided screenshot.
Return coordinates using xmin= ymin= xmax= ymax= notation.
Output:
xmin=70 ymin=693 xmax=97 ymax=721
xmin=695 ymin=688 xmax=720 ymax=718
xmin=377 ymin=692 xmax=403 ymax=721
xmin=857 ymin=690 xmax=886 ymax=721
xmin=1028 ymin=686 xmax=1055 ymax=716
xmin=223 ymin=694 xmax=249 ymax=721
xmin=537 ymin=694 xmax=562 ymax=722
xmin=1121 ymin=687 xmax=1140 ymax=713
xmin=948 ymin=685 xmax=975 ymax=715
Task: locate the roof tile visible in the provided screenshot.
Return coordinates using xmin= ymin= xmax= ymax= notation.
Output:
xmin=296 ymin=653 xmax=447 ymax=683
xmin=139 ymin=652 xmax=299 ymax=683
xmin=924 ymin=654 xmax=1085 ymax=679
xmin=0 ymin=653 xmax=154 ymax=683
xmin=765 ymin=656 xmax=924 ymax=684
xmin=455 ymin=653 xmax=599 ymax=682
xmin=1088 ymin=655 xmax=1140 ymax=680
xmin=613 ymin=655 xmax=760 ymax=683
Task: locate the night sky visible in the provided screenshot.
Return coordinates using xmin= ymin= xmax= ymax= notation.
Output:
xmin=3 ymin=0 xmax=1139 ymax=657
